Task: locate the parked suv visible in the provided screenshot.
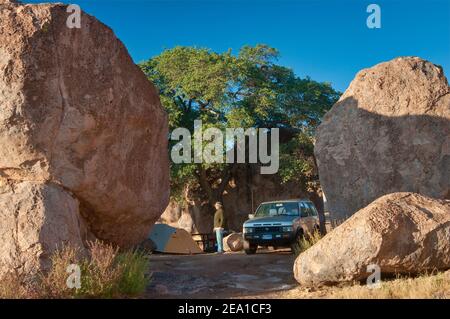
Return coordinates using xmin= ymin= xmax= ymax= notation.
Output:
xmin=242 ymin=199 xmax=320 ymax=254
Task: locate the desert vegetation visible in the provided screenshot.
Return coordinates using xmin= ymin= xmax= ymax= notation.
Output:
xmin=254 ymin=271 xmax=450 ymax=299
xmin=330 ymin=271 xmax=449 ymax=299
xmin=0 ymin=241 xmax=150 ymax=299
xmin=291 ymin=230 xmax=322 ymax=257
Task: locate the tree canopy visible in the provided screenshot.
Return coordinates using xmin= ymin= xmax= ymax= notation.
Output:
xmin=140 ymin=44 xmax=341 ymax=205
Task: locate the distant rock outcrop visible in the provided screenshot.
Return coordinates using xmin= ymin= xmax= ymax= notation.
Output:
xmin=293 ymin=193 xmax=450 ymax=286
xmin=160 ymin=165 xmax=324 ymax=234
xmin=315 ymin=57 xmax=450 ymax=221
xmin=0 ymin=1 xmax=169 ymax=275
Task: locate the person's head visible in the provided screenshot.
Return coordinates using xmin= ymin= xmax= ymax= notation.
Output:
xmin=215 ymin=202 xmax=223 ymax=210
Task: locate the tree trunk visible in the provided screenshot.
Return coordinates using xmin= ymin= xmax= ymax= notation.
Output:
xmin=196 ymin=164 xmax=236 ymax=207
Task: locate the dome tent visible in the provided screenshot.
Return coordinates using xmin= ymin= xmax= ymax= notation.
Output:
xmin=149 ymin=223 xmax=203 ymax=254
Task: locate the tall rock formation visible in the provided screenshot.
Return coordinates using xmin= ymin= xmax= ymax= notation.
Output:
xmin=315 ymin=57 xmax=450 ymax=221
xmin=0 ymin=1 xmax=169 ymax=275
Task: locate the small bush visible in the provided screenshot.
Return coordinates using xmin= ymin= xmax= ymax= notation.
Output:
xmin=76 ymin=241 xmax=122 ymax=298
xmin=115 ymin=250 xmax=151 ymax=296
xmin=292 ymin=230 xmax=322 ymax=257
xmin=40 ymin=245 xmax=83 ymax=298
xmin=0 ymin=241 xmax=151 ymax=299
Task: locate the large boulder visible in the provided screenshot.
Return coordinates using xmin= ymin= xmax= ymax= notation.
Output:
xmin=159 ymin=202 xmax=196 ymax=233
xmin=0 ymin=179 xmax=90 ymax=275
xmin=315 ymin=57 xmax=450 ymax=221
xmin=0 ymin=1 xmax=169 ymax=274
xmin=293 ymin=193 xmax=450 ymax=286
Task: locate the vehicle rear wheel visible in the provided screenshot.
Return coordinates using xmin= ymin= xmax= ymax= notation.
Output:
xmin=244 ymin=240 xmax=257 ymax=254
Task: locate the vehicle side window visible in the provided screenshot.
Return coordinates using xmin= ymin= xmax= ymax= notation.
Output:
xmin=304 ymin=203 xmax=313 ymax=217
xmin=307 ymin=203 xmax=318 ymax=217
xmin=285 ymin=203 xmax=299 ymax=216
xmin=300 ymin=202 xmax=308 ymax=218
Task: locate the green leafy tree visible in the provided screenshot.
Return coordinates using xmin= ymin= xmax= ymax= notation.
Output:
xmin=140 ymin=45 xmax=340 ymax=205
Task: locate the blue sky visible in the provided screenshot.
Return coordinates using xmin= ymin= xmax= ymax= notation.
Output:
xmin=25 ymin=0 xmax=450 ymax=92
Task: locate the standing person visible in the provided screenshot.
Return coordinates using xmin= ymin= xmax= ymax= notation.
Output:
xmin=213 ymin=202 xmax=226 ymax=253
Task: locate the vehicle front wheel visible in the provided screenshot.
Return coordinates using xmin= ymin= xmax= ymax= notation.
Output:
xmin=244 ymin=240 xmax=257 ymax=254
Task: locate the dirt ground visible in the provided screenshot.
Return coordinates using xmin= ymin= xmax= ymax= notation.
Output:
xmin=145 ymin=249 xmax=299 ymax=299
xmin=145 ymin=250 xmax=450 ymax=299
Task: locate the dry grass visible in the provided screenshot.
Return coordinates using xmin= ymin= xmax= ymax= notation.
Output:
xmin=0 ymin=240 xmax=151 ymax=299
xmin=76 ymin=241 xmax=123 ymax=298
xmin=246 ymin=270 xmax=450 ymax=299
xmin=40 ymin=245 xmax=84 ymax=298
xmin=0 ymin=272 xmax=38 ymax=299
xmin=330 ymin=271 xmax=450 ymax=299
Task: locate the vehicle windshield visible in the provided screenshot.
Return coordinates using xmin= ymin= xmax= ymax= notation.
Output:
xmin=255 ymin=202 xmax=299 ymax=217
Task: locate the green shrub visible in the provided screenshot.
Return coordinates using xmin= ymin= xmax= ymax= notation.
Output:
xmin=292 ymin=230 xmax=322 ymax=257
xmin=115 ymin=250 xmax=151 ymax=297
